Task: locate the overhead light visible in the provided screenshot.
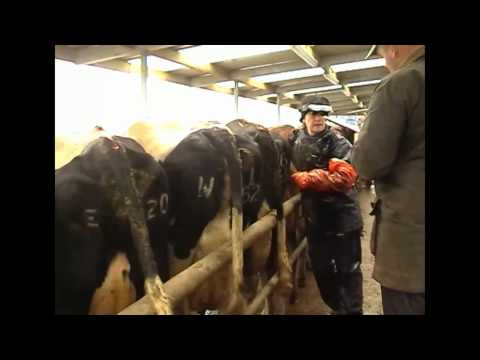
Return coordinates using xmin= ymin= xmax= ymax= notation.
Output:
xmin=286 ymin=84 xmax=342 ymax=96
xmin=251 ymin=67 xmax=325 ymax=83
xmin=346 ymin=79 xmax=382 ymax=87
xmin=179 ymin=45 xmax=291 ymax=64
xmin=330 ymin=58 xmax=385 ymax=73
xmin=128 ymin=56 xmax=185 ymax=72
xmin=215 ymin=81 xmax=246 ymax=88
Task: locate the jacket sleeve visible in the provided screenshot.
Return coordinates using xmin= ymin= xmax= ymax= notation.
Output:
xmin=351 ymin=71 xmax=417 ymax=180
xmin=291 ymin=158 xmax=358 ymax=192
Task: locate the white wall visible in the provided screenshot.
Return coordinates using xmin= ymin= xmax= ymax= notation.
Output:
xmin=55 ymin=60 xmax=143 ymax=136
xmin=55 ymin=59 xmax=302 ymax=136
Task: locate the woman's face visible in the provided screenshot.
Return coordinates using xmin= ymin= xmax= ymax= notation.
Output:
xmin=304 ymin=111 xmax=327 ymax=135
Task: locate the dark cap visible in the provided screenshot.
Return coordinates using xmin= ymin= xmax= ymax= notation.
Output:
xmin=300 ymin=95 xmax=332 ymax=113
xmin=299 ymin=96 xmax=332 ymax=122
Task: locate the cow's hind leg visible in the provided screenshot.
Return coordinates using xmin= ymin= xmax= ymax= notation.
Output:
xmin=89 ymin=253 xmax=137 ymax=315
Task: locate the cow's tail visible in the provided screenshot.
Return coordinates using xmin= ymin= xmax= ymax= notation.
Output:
xmin=100 ymin=137 xmax=172 ymax=315
xmin=253 ymin=131 xmax=292 ymax=295
xmin=202 ymin=128 xmax=246 ymax=314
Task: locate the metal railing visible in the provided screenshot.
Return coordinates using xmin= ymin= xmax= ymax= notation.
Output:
xmin=119 ymin=193 xmax=302 ymax=315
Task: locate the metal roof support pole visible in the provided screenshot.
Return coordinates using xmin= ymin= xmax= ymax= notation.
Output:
xmin=277 ymin=96 xmax=281 ymax=123
xmin=234 ymin=81 xmax=239 ymax=116
xmin=141 ymin=54 xmax=148 ymax=119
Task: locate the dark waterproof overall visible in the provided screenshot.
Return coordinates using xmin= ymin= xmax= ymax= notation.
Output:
xmin=290 ymin=127 xmax=364 ymax=314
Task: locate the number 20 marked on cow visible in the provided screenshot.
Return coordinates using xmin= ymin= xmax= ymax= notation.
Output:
xmin=146 ymin=193 xmax=169 ymax=220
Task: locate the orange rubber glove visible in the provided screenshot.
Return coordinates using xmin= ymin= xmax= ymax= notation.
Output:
xmin=291 ymin=158 xmax=358 ymax=192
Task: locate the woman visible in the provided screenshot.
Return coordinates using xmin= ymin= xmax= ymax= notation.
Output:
xmin=289 ymin=96 xmax=363 ymax=315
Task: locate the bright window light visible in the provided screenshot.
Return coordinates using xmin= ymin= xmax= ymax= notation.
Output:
xmin=179 ymin=45 xmax=291 ymax=64
xmin=346 ymin=79 xmax=382 ymax=87
xmin=286 ymin=84 xmax=342 ymax=96
xmin=251 ymin=67 xmax=325 ymax=83
xmin=330 ymin=58 xmax=385 ymax=73
xmin=128 ymin=56 xmax=185 ymax=72
xmin=215 ymin=81 xmax=246 ymax=88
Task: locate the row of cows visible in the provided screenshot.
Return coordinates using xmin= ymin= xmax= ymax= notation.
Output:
xmin=55 ymin=119 xmax=306 ymax=315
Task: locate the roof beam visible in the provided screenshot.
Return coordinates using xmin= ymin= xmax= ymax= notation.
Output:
xmin=333 ymin=103 xmax=362 ymax=112
xmin=240 ymin=49 xmax=381 ymax=100
xmin=341 ymin=85 xmax=351 ymax=97
xmin=149 ymin=48 xmax=230 ymax=77
xmin=338 ymin=67 xmax=387 ymax=84
xmin=96 ymin=59 xmax=191 ymax=85
xmin=189 ymin=50 xmax=370 ymax=87
xmin=94 ymin=59 xmax=133 ymax=73
xmin=75 ymin=45 xmax=139 ymax=65
xmin=56 ymin=47 xmax=290 ymax=103
xmin=323 ymin=65 xmax=340 ymax=85
xmin=134 ymin=45 xmax=177 ymax=52
xmin=55 ymin=45 xmax=78 ymax=62
xmin=191 ymin=61 xmax=310 ymax=87
xmin=351 ymin=85 xmax=378 ymax=96
xmin=331 ymin=98 xmax=358 ymax=107
xmin=263 ymin=76 xmax=332 ymax=89
xmin=150 ymin=48 xmax=295 ymax=100
xmin=289 ymin=45 xmax=319 ymax=67
xmin=242 ymin=79 xmax=339 ymax=98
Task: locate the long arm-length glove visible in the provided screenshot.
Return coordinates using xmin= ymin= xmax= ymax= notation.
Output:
xmin=291 ymin=158 xmax=358 ymax=192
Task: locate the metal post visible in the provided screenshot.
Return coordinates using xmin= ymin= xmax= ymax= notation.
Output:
xmin=277 ymin=96 xmax=281 ymax=123
xmin=234 ymin=81 xmax=239 ymax=116
xmin=140 ymin=54 xmax=148 ymax=119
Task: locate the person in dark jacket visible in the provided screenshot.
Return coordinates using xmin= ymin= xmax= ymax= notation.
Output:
xmin=289 ymin=95 xmax=364 ymax=315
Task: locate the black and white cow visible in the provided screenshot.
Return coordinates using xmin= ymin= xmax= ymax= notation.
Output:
xmin=227 ymin=119 xmax=292 ymax=310
xmin=127 ymin=120 xmax=293 ymax=314
xmin=128 ymin=122 xmax=246 ymax=314
xmin=55 ymin=135 xmax=172 ymax=315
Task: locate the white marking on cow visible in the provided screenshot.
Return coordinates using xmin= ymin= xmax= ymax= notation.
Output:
xmin=146 ymin=199 xmax=158 ymax=220
xmin=146 ymin=193 xmax=169 ymax=220
xmin=84 ymin=209 xmax=99 ymax=228
xmin=169 ymin=173 xmax=240 ymax=313
xmin=243 ymin=168 xmax=260 ymax=204
xmin=198 ymin=176 xmax=215 ymax=199
xmin=160 ymin=193 xmax=168 ymax=215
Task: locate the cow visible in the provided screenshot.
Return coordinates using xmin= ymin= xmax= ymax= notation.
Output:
xmin=55 ymin=133 xmax=172 ymax=315
xmin=226 ymin=119 xmax=293 ymax=313
xmin=128 ymin=121 xmax=246 ymax=314
xmin=269 ymin=125 xmax=307 ymax=305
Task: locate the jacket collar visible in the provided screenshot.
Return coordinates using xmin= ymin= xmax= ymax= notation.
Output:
xmin=302 ymin=125 xmax=331 ymax=139
xmin=398 ymin=46 xmax=425 ymax=70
